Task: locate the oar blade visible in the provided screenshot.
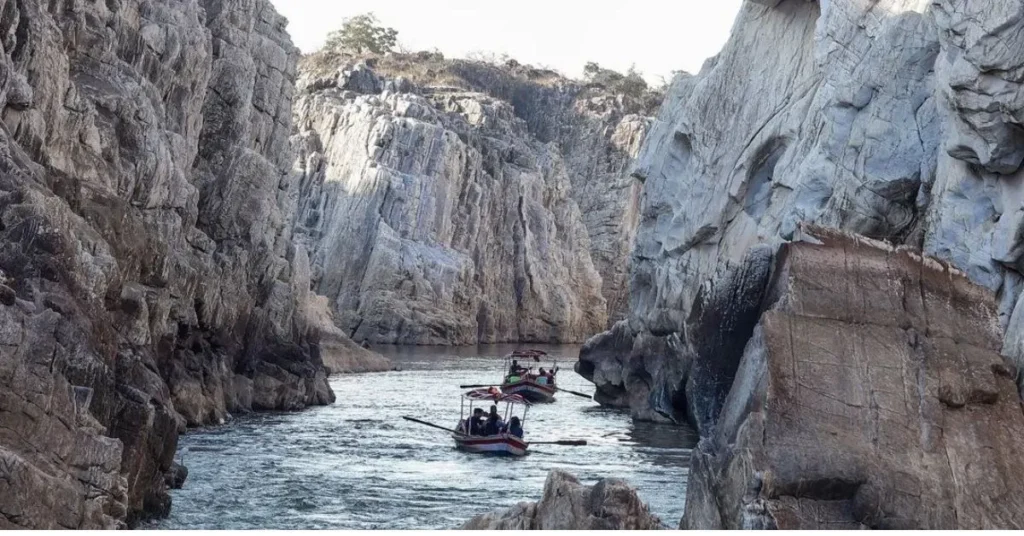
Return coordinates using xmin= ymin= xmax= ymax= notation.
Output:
xmin=555 ymin=387 xmax=592 ymax=399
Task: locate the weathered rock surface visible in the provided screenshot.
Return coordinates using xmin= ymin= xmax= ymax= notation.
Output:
xmin=0 ymin=0 xmax=343 ymax=527
xmin=292 ymin=55 xmax=654 ymax=344
xmin=459 ymin=469 xmax=663 ymax=530
xmin=582 ymin=0 xmax=1024 ymax=426
xmin=684 ymin=229 xmax=1024 ymax=529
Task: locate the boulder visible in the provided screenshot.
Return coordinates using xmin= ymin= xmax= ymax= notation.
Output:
xmin=683 ymin=228 xmax=1024 ymax=529
xmin=460 ymin=470 xmax=663 ymax=530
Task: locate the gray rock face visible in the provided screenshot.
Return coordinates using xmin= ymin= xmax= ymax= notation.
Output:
xmin=684 ymin=229 xmax=1024 ymax=529
xmin=292 ymin=56 xmax=653 ymax=344
xmin=582 ymin=0 xmax=1024 ymax=424
xmin=459 ymin=469 xmax=664 ymax=530
xmin=0 ymin=0 xmax=341 ymax=527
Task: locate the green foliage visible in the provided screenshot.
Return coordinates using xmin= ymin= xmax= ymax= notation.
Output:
xmin=324 ymin=13 xmax=399 ymax=55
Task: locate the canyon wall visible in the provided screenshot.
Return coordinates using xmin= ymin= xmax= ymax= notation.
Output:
xmin=580 ymin=0 xmax=1024 ymax=425
xmin=292 ymin=55 xmax=653 ymax=345
xmin=0 ymin=0 xmax=370 ymax=527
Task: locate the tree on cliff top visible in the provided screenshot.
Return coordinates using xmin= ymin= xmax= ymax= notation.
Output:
xmin=324 ymin=13 xmax=399 ymax=55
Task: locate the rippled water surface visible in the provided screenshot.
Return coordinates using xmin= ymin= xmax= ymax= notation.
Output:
xmin=150 ymin=345 xmax=697 ymax=529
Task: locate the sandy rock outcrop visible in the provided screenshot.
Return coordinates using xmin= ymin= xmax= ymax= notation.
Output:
xmin=459 ymin=469 xmax=663 ymax=530
xmin=581 ymin=0 xmax=1024 ymax=425
xmin=292 ymin=56 xmax=653 ymax=344
xmin=684 ymin=229 xmax=1024 ymax=529
xmin=0 ymin=0 xmax=337 ymax=527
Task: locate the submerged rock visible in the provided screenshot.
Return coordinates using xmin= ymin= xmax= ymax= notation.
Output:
xmin=683 ymin=228 xmax=1024 ymax=529
xmin=459 ymin=469 xmax=663 ymax=530
xmin=165 ymin=463 xmax=189 ymax=491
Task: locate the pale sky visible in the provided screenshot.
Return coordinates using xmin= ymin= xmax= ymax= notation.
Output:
xmin=269 ymin=1 xmax=743 ymax=83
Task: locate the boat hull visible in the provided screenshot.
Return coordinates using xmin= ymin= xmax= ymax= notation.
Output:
xmin=453 ymin=434 xmax=529 ymax=456
xmin=501 ymin=380 xmax=556 ymax=403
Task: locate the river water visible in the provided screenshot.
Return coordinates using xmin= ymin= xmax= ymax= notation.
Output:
xmin=149 ymin=345 xmax=697 ymax=529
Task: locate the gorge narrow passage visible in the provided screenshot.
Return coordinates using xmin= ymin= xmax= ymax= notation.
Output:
xmin=149 ymin=345 xmax=697 ymax=529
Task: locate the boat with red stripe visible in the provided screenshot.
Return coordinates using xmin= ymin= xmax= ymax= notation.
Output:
xmin=400 ymin=387 xmax=589 ymax=457
xmin=501 ymin=349 xmax=559 ymax=403
xmin=452 ymin=388 xmax=531 ymax=456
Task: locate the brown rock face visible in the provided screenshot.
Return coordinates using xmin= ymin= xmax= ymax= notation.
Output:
xmin=460 ymin=469 xmax=663 ymax=530
xmin=683 ymin=228 xmax=1024 ymax=529
xmin=0 ymin=0 xmax=336 ymax=528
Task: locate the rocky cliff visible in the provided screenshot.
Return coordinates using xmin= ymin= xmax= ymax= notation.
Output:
xmin=580 ymin=0 xmax=1024 ymax=426
xmin=0 ymin=0 xmax=372 ymax=528
xmin=459 ymin=469 xmax=664 ymax=530
xmin=291 ymin=53 xmax=654 ymax=345
xmin=684 ymin=229 xmax=1024 ymax=529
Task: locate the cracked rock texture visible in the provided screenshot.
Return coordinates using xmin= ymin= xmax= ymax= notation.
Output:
xmin=581 ymin=0 xmax=1024 ymax=428
xmin=683 ymin=229 xmax=1024 ymax=529
xmin=292 ymin=56 xmax=653 ymax=344
xmin=459 ymin=469 xmax=663 ymax=530
xmin=0 ymin=0 xmax=386 ymax=528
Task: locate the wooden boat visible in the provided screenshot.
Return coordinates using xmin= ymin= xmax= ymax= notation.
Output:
xmin=453 ymin=433 xmax=530 ymax=456
xmin=501 ymin=376 xmax=557 ymax=403
xmin=501 ymin=350 xmax=558 ymax=403
xmin=453 ymin=388 xmax=531 ymax=457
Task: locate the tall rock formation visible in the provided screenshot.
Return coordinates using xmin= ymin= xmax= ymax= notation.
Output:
xmin=581 ymin=0 xmax=1024 ymax=426
xmin=292 ymin=54 xmax=655 ymax=345
xmin=0 ymin=0 xmax=354 ymax=527
xmin=684 ymin=229 xmax=1024 ymax=529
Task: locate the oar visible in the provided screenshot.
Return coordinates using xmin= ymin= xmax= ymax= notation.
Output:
xmin=555 ymin=387 xmax=592 ymax=399
xmin=459 ymin=384 xmax=495 ymax=389
xmin=402 ymin=416 xmax=464 ymax=435
xmin=529 ymin=440 xmax=588 ymax=446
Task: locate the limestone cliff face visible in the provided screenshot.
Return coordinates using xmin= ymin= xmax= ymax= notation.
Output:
xmin=580 ymin=0 xmax=1024 ymax=426
xmin=685 ymin=229 xmax=1024 ymax=529
xmin=292 ymin=56 xmax=652 ymax=345
xmin=0 ymin=0 xmax=350 ymax=527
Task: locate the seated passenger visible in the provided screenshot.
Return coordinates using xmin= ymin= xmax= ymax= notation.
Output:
xmin=485 ymin=405 xmax=504 ymax=435
xmin=536 ymin=368 xmax=548 ymax=384
xmin=507 ymin=416 xmax=524 ymax=438
xmin=469 ymin=408 xmax=486 ymax=435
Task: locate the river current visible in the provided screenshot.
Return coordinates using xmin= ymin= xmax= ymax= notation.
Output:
xmin=149 ymin=345 xmax=697 ymax=529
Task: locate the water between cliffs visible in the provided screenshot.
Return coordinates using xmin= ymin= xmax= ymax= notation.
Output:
xmin=149 ymin=345 xmax=697 ymax=529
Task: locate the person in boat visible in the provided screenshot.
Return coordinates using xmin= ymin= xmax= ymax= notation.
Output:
xmin=485 ymin=405 xmax=504 ymax=436
xmin=508 ymin=359 xmax=528 ymax=379
xmin=536 ymin=368 xmax=549 ymax=385
xmin=469 ymin=408 xmax=486 ymax=435
xmin=507 ymin=416 xmax=524 ymax=438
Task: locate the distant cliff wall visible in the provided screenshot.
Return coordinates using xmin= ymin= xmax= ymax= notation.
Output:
xmin=293 ymin=54 xmax=656 ymax=344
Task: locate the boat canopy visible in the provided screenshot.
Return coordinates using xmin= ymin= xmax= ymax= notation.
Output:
xmin=509 ymin=349 xmax=548 ymax=359
xmin=463 ymin=388 xmax=531 ymax=406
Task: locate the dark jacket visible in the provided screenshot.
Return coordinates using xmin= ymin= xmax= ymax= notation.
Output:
xmin=469 ymin=417 xmax=485 ymax=435
xmin=485 ymin=416 xmax=504 ymax=436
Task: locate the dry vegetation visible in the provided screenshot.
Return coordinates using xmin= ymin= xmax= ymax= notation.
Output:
xmin=301 ymin=13 xmax=665 ymax=115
